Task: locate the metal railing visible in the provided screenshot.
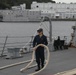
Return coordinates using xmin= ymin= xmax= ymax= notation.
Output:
xmin=0 ymin=35 xmax=70 ymax=57
xmin=0 ymin=36 xmax=34 ymax=57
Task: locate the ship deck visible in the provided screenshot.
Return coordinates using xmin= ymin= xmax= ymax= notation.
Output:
xmin=0 ymin=48 xmax=76 ymax=75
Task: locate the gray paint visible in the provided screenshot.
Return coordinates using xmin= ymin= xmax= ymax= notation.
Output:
xmin=0 ymin=48 xmax=76 ymax=75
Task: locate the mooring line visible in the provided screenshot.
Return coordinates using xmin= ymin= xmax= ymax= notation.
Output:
xmin=20 ymin=44 xmax=50 ymax=75
xmin=0 ymin=44 xmax=50 ymax=75
xmin=0 ymin=59 xmax=36 ymax=70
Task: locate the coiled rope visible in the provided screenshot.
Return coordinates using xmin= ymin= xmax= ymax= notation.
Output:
xmin=20 ymin=44 xmax=50 ymax=75
xmin=0 ymin=44 xmax=50 ymax=75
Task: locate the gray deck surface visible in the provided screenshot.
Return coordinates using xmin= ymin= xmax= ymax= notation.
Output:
xmin=0 ymin=48 xmax=76 ymax=75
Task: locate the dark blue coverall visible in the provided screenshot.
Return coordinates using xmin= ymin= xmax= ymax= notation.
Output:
xmin=33 ymin=35 xmax=48 ymax=69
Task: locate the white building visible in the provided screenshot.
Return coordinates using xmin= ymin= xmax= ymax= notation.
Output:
xmin=31 ymin=2 xmax=76 ymax=19
xmin=12 ymin=3 xmax=26 ymax=10
xmin=0 ymin=10 xmax=41 ymax=22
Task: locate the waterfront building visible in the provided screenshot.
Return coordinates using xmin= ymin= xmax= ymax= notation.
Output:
xmin=0 ymin=9 xmax=41 ymax=22
xmin=12 ymin=3 xmax=26 ymax=10
xmin=31 ymin=2 xmax=76 ymax=19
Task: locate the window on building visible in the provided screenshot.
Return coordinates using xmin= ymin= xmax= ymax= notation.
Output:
xmin=67 ymin=7 xmax=69 ymax=9
xmin=36 ymin=6 xmax=39 ymax=8
xmin=50 ymin=7 xmax=53 ymax=9
xmin=56 ymin=15 xmax=60 ymax=19
xmin=73 ymin=15 xmax=75 ymax=19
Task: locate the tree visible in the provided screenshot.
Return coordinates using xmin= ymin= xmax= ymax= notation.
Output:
xmin=0 ymin=0 xmax=56 ymax=9
xmin=0 ymin=3 xmax=10 ymax=9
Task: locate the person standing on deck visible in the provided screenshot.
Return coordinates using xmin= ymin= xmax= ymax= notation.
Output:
xmin=33 ymin=28 xmax=48 ymax=71
xmin=57 ymin=36 xmax=61 ymax=50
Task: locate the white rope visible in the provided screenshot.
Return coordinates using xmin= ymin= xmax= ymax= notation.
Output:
xmin=20 ymin=44 xmax=50 ymax=75
xmin=0 ymin=59 xmax=35 ymax=70
xmin=55 ymin=68 xmax=76 ymax=75
xmin=0 ymin=44 xmax=50 ymax=75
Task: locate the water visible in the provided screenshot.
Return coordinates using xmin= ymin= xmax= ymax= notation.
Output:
xmin=0 ymin=21 xmax=75 ymax=45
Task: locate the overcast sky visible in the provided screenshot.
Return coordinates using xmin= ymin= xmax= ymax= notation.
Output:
xmin=54 ymin=0 xmax=76 ymax=3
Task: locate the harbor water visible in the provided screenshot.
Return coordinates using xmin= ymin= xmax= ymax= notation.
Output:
xmin=0 ymin=21 xmax=75 ymax=50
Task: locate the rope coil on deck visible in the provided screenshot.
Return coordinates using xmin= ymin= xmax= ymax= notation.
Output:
xmin=20 ymin=44 xmax=50 ymax=75
xmin=0 ymin=44 xmax=50 ymax=75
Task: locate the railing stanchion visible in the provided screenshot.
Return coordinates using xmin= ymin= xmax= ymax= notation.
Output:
xmin=1 ymin=36 xmax=8 ymax=57
xmin=29 ymin=36 xmax=33 ymax=52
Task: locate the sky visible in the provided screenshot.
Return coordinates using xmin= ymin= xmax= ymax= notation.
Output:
xmin=54 ymin=0 xmax=76 ymax=3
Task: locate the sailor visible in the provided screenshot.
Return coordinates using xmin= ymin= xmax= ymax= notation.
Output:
xmin=33 ymin=28 xmax=48 ymax=71
xmin=57 ymin=36 xmax=61 ymax=50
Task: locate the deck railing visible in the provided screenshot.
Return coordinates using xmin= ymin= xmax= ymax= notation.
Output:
xmin=0 ymin=36 xmax=34 ymax=57
xmin=0 ymin=35 xmax=70 ymax=57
